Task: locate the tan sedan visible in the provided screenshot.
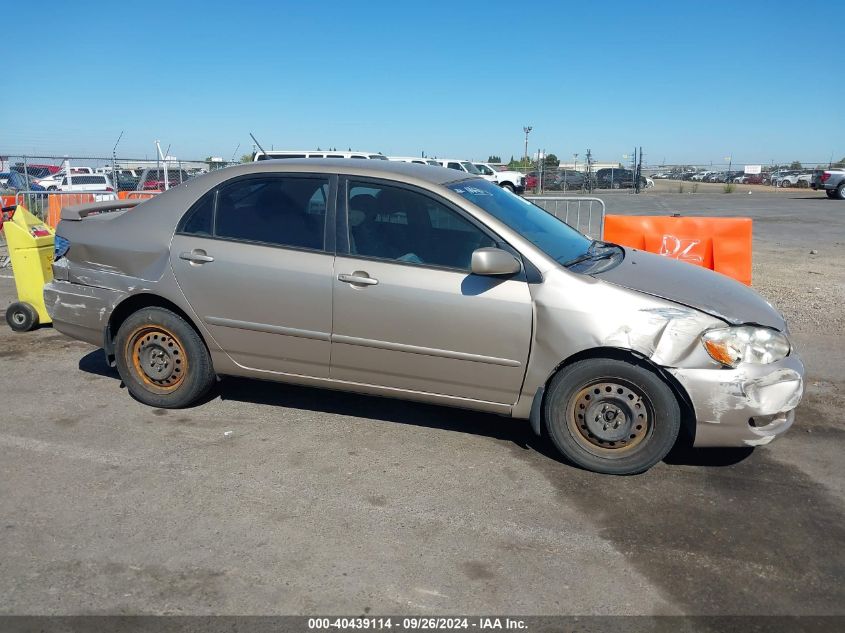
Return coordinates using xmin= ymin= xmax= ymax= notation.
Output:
xmin=44 ymin=160 xmax=803 ymax=474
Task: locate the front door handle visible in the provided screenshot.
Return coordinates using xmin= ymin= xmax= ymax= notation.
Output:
xmin=338 ymin=273 xmax=378 ymax=286
xmin=179 ymin=250 xmax=214 ymax=264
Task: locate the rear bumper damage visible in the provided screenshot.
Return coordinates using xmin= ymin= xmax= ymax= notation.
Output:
xmin=43 ymin=279 xmax=125 ymax=347
xmin=667 ymin=355 xmax=804 ymax=447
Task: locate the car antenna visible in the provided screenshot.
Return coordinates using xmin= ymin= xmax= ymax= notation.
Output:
xmin=250 ymin=133 xmax=268 ymax=159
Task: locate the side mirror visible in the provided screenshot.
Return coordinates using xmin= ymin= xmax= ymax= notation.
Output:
xmin=471 ymin=247 xmax=521 ymax=276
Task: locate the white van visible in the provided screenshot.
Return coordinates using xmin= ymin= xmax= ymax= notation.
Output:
xmin=253 ymin=150 xmax=388 ymax=161
xmin=388 ymin=156 xmax=442 ymax=167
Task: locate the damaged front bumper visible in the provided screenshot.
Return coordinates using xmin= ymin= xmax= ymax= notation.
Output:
xmin=43 ymin=279 xmax=125 ymax=347
xmin=667 ymin=354 xmax=804 ymax=447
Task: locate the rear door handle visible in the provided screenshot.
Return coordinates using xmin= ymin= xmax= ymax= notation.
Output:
xmin=179 ymin=250 xmax=214 ymax=264
xmin=338 ymin=273 xmax=378 ymax=286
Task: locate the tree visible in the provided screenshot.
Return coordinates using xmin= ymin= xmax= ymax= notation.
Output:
xmin=544 ymin=153 xmax=560 ymax=168
xmin=240 ymin=153 xmax=253 ymax=163
xmin=789 ymin=160 xmax=802 ymax=170
xmin=487 ymin=155 xmax=502 ymax=163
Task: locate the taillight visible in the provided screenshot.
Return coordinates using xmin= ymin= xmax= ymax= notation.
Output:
xmin=54 ymin=235 xmax=70 ymax=260
xmin=105 ymin=186 xmax=114 ymax=192
xmin=821 ymin=172 xmax=831 ymax=183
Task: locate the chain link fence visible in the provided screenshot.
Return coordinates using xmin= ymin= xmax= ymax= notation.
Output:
xmin=1 ymin=153 xmax=238 ymax=198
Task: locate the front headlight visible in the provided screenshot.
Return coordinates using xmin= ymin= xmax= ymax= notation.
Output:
xmin=701 ymin=326 xmax=790 ymax=368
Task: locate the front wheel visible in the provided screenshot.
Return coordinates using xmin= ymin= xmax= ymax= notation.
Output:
xmin=781 ymin=180 xmax=791 ymax=188
xmin=115 ymin=306 xmax=215 ymax=408
xmin=836 ymin=184 xmax=845 ymax=200
xmin=544 ymin=358 xmax=681 ymax=475
xmin=501 ymin=183 xmax=515 ymax=193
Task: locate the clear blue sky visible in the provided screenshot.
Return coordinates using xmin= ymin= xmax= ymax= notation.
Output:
xmin=2 ymin=0 xmax=842 ymax=166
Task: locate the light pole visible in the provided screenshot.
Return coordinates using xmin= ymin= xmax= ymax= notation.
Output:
xmin=573 ymin=153 xmax=578 ymax=171
xmin=523 ymin=126 xmax=532 ymax=162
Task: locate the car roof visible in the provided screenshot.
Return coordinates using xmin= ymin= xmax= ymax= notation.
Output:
xmin=208 ymin=158 xmax=474 ymax=186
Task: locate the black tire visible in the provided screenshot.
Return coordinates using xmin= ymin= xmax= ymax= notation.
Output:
xmin=6 ymin=302 xmax=39 ymax=332
xmin=544 ymin=358 xmax=681 ymax=475
xmin=836 ymin=184 xmax=845 ymax=200
xmin=502 ymin=183 xmax=515 ymax=193
xmin=114 ymin=306 xmax=215 ymax=408
xmin=826 ymin=189 xmax=837 ymax=198
xmin=781 ymin=180 xmax=791 ymax=188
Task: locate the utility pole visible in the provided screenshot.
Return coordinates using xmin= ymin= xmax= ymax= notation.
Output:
xmin=522 ymin=126 xmax=532 ymax=162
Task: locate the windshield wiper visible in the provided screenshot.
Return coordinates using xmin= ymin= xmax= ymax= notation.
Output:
xmin=562 ymin=240 xmax=620 ymax=267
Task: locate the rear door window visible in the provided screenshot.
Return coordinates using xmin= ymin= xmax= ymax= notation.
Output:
xmin=214 ymin=176 xmax=329 ymax=251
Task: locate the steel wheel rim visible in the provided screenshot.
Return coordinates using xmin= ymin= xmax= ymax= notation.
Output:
xmin=566 ymin=379 xmax=653 ymax=457
xmin=11 ymin=311 xmax=25 ymax=325
xmin=128 ymin=325 xmax=188 ymax=394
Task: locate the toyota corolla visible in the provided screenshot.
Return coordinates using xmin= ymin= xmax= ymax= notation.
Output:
xmin=44 ymin=160 xmax=804 ymax=474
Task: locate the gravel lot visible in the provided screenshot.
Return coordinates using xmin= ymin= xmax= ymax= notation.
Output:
xmin=0 ymin=188 xmax=843 ymax=617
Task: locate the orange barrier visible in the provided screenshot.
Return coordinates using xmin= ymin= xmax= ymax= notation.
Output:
xmin=118 ymin=191 xmax=158 ymax=200
xmin=1 ymin=195 xmax=16 ymax=208
xmin=603 ymin=215 xmax=752 ymax=285
xmin=46 ymin=193 xmax=95 ymax=228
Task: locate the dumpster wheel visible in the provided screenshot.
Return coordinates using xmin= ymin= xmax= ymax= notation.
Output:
xmin=6 ymin=302 xmax=39 ymax=332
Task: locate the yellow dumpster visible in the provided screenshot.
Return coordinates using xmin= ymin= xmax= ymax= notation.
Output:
xmin=3 ymin=205 xmax=54 ymax=331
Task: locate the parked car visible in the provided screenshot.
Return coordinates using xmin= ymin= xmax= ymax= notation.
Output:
xmin=434 ymin=159 xmax=482 ymax=176
xmin=471 ymin=163 xmax=525 ymax=194
xmin=10 ymin=164 xmax=58 ymax=179
xmin=778 ymin=172 xmax=814 ymax=188
xmin=523 ymin=170 xmax=558 ymax=191
xmin=58 ymin=174 xmax=116 ymax=200
xmin=595 ymin=168 xmax=646 ymax=189
xmin=554 ymin=170 xmax=589 ymax=191
xmin=135 ymin=168 xmax=192 ymax=191
xmin=44 ymin=159 xmax=804 ymax=475
xmin=0 ymin=171 xmax=47 ymax=194
xmin=770 ymin=170 xmax=800 ymax=187
xmin=37 ymin=167 xmax=95 ymax=190
xmin=811 ymin=169 xmax=845 ymax=199
xmin=388 ymin=156 xmax=442 ymax=167
xmin=116 ymin=174 xmax=141 ymax=191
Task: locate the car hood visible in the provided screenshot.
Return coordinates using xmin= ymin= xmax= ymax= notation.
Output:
xmin=592 ymin=248 xmax=786 ymax=330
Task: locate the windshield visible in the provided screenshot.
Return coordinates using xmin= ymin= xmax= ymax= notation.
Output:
xmin=448 ymin=179 xmax=593 ymax=265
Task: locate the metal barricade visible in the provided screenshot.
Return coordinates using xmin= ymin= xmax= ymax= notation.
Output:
xmin=14 ymin=190 xmax=118 ymax=225
xmin=525 ymin=196 xmax=605 ymax=238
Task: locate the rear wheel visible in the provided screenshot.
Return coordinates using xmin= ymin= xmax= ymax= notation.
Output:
xmin=6 ymin=302 xmax=39 ymax=332
xmin=502 ymin=183 xmax=515 ymax=193
xmin=115 ymin=307 xmax=215 ymax=408
xmin=836 ymin=184 xmax=845 ymax=200
xmin=544 ymin=358 xmax=681 ymax=475
xmin=826 ymin=189 xmax=837 ymax=198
